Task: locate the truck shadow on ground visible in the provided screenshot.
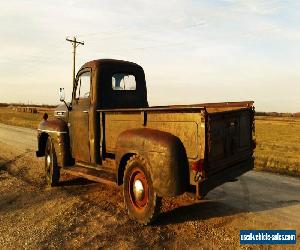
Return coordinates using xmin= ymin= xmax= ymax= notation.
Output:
xmin=156 ymin=197 xmax=300 ymax=226
xmin=58 ymin=177 xmax=95 ymax=187
xmin=0 ymin=152 xmax=28 ymax=171
xmin=46 ymin=172 xmax=300 ymax=227
xmin=0 ymin=152 xmax=96 ymax=188
xmin=155 ymin=174 xmax=300 ymax=226
xmin=0 ymin=150 xmax=37 ymax=186
xmin=156 ymin=200 xmax=245 ymax=226
xmin=58 ymin=173 xmax=299 ymax=228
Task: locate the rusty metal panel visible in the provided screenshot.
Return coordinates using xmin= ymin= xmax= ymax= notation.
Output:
xmin=206 ymin=108 xmax=254 ymax=176
xmin=104 ymin=111 xmax=205 ymax=160
xmin=69 ymin=97 xmax=90 ymax=163
xmin=115 ymin=128 xmax=189 ymax=196
xmin=147 ymin=112 xmax=201 ymax=159
xmin=104 ymin=112 xmax=141 ymax=152
xmin=97 ymin=100 xmax=253 ymax=113
xmin=38 ymin=118 xmax=68 ymax=133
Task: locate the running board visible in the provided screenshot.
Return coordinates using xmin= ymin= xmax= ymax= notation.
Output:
xmin=63 ymin=165 xmax=117 ymax=186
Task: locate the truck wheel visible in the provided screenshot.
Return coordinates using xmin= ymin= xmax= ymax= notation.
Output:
xmin=44 ymin=137 xmax=60 ymax=186
xmin=123 ymin=155 xmax=161 ymax=225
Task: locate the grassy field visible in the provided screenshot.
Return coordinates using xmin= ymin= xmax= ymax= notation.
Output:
xmin=0 ymin=107 xmax=54 ymax=129
xmin=0 ymin=107 xmax=299 ymax=176
xmin=254 ymin=116 xmax=300 ymax=176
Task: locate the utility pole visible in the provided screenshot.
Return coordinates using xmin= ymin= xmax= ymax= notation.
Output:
xmin=66 ymin=37 xmax=84 ymax=85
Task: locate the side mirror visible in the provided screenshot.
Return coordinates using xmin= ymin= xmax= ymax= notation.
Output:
xmin=59 ymin=87 xmax=72 ymax=111
xmin=59 ymin=88 xmax=65 ymax=102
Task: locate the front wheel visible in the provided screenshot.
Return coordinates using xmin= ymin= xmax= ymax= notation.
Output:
xmin=123 ymin=155 xmax=161 ymax=225
xmin=44 ymin=137 xmax=60 ymax=186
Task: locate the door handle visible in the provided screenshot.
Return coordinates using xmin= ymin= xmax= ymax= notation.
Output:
xmin=83 ymin=110 xmax=88 ymax=113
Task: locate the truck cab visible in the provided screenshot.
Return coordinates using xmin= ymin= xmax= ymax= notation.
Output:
xmin=68 ymin=59 xmax=148 ymax=165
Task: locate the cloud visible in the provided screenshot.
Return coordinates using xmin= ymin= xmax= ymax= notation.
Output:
xmin=220 ymin=0 xmax=299 ymax=16
xmin=0 ymin=0 xmax=299 ymax=112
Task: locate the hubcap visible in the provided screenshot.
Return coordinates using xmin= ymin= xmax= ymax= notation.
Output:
xmin=47 ymin=155 xmax=51 ymax=167
xmin=129 ymin=168 xmax=149 ymax=209
xmin=133 ymin=179 xmax=144 ymax=201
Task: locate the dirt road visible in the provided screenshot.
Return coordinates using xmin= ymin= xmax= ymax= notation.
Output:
xmin=0 ymin=123 xmax=299 ymax=249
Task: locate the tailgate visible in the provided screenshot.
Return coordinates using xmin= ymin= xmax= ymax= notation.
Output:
xmin=206 ymin=108 xmax=254 ymax=176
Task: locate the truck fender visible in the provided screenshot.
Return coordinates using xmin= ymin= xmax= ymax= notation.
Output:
xmin=36 ymin=118 xmax=72 ymax=167
xmin=115 ymin=128 xmax=189 ymax=197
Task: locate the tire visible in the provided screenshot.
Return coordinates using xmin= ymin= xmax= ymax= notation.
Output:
xmin=123 ymin=155 xmax=161 ymax=225
xmin=44 ymin=137 xmax=60 ymax=186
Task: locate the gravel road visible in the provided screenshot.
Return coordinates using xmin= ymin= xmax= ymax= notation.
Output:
xmin=0 ymin=123 xmax=299 ymax=249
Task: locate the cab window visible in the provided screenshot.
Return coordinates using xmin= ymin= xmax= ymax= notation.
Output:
xmin=112 ymin=73 xmax=136 ymax=90
xmin=76 ymin=72 xmax=91 ymax=99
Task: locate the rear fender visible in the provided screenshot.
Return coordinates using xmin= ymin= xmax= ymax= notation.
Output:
xmin=115 ymin=128 xmax=189 ymax=197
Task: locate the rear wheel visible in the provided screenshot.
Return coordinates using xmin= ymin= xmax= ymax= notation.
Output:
xmin=44 ymin=137 xmax=60 ymax=186
xmin=123 ymin=155 xmax=161 ymax=225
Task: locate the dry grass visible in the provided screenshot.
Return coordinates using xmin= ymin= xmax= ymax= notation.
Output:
xmin=0 ymin=107 xmax=54 ymax=129
xmin=255 ymin=116 xmax=300 ymax=176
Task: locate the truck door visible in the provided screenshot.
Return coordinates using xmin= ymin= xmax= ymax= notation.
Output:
xmin=69 ymin=70 xmax=91 ymax=163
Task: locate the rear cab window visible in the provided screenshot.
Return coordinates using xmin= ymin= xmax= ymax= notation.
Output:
xmin=112 ymin=73 xmax=136 ymax=91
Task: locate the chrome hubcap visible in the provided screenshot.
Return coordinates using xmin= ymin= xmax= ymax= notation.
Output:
xmin=133 ymin=179 xmax=144 ymax=201
xmin=47 ymin=155 xmax=51 ymax=167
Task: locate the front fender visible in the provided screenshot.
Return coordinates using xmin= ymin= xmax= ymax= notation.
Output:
xmin=36 ymin=119 xmax=71 ymax=167
xmin=115 ymin=128 xmax=189 ymax=197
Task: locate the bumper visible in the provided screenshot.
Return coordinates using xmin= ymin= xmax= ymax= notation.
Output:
xmin=197 ymin=157 xmax=254 ymax=198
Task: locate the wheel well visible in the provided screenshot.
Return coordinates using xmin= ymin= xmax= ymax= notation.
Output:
xmin=38 ymin=132 xmax=49 ymax=156
xmin=117 ymin=153 xmax=135 ymax=185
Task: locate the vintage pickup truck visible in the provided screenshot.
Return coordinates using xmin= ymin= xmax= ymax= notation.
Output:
xmin=36 ymin=59 xmax=255 ymax=224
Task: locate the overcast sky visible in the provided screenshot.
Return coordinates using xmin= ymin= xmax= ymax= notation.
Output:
xmin=0 ymin=0 xmax=299 ymax=112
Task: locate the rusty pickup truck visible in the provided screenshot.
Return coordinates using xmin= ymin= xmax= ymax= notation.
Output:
xmin=36 ymin=59 xmax=255 ymax=224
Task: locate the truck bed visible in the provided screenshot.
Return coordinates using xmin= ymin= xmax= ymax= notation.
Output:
xmin=97 ymin=101 xmax=254 ymax=183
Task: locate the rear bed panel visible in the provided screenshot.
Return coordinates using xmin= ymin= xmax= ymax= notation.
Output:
xmin=206 ymin=108 xmax=254 ymax=176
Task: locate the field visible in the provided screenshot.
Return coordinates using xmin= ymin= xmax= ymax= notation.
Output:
xmin=0 ymin=107 xmax=54 ymax=129
xmin=254 ymin=116 xmax=300 ymax=176
xmin=0 ymin=107 xmax=299 ymax=176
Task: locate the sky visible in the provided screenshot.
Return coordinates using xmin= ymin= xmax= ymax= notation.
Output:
xmin=0 ymin=0 xmax=299 ymax=112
